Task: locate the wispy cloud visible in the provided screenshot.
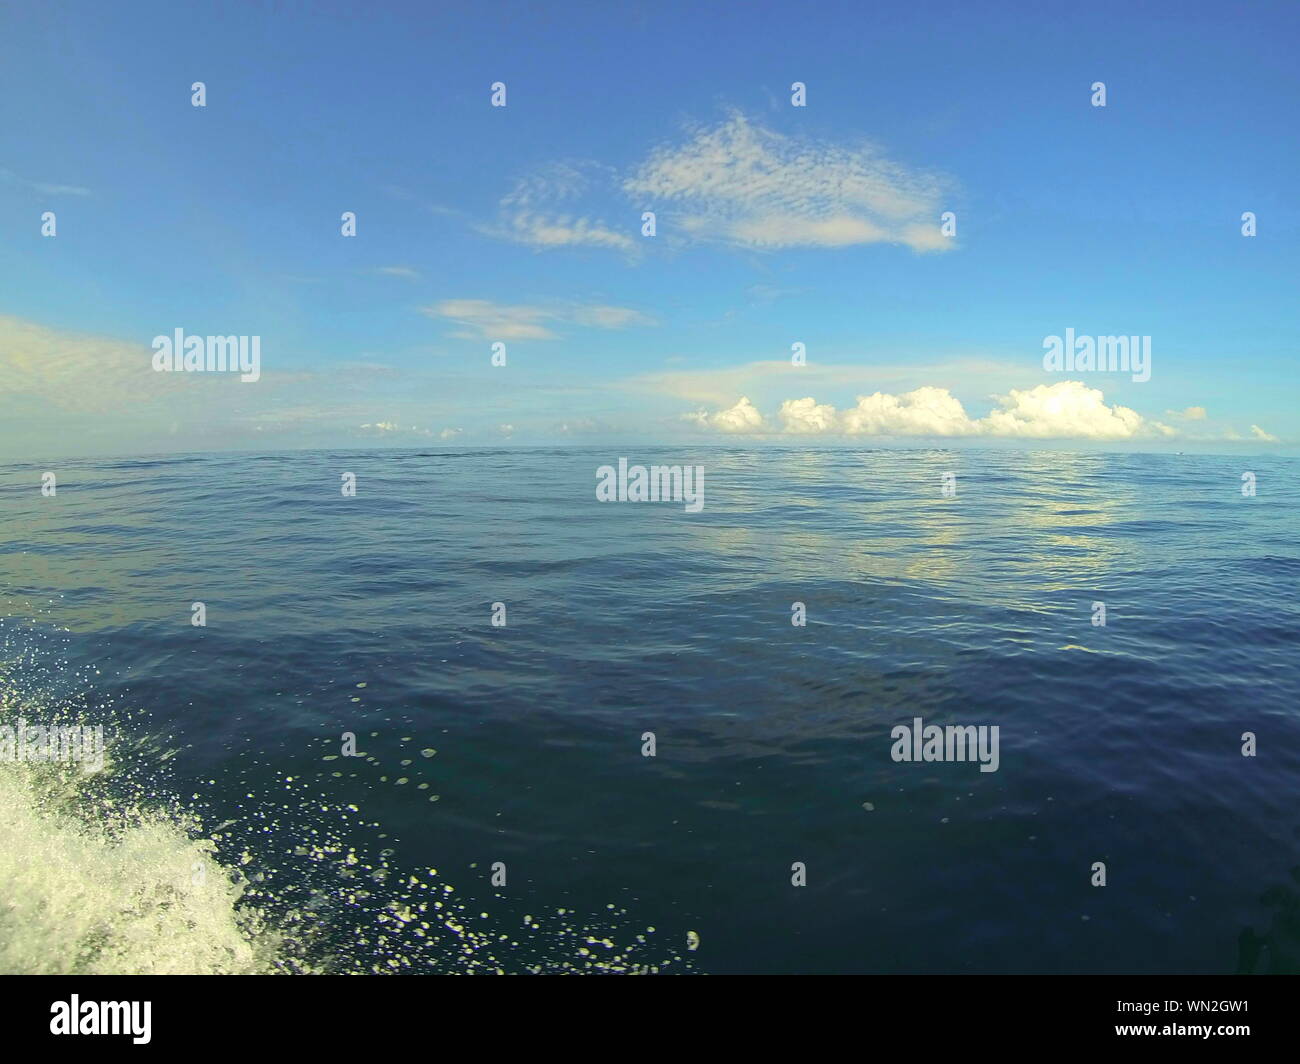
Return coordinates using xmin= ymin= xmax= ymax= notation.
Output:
xmin=494 ymin=211 xmax=636 ymax=251
xmin=0 ymin=168 xmax=91 ymax=197
xmin=421 ymin=299 xmax=654 ymax=341
xmin=488 ymin=161 xmax=635 ymax=251
xmin=623 ymin=113 xmax=952 ymax=252
xmin=482 ymin=112 xmax=952 ymax=256
xmin=423 ymin=299 xmax=558 ymax=340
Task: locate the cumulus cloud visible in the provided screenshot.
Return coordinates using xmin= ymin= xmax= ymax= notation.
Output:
xmin=1166 ymin=405 xmax=1207 ymax=421
xmin=778 ymin=396 xmax=839 ymax=434
xmin=979 ymin=382 xmax=1146 ymax=440
xmin=841 ymin=386 xmax=974 ymax=436
xmin=690 ymin=381 xmax=1178 ymax=441
xmin=1250 ymin=424 xmax=1279 ymax=442
xmin=421 ymin=299 xmax=652 ymax=341
xmin=685 ymin=396 xmax=765 ymax=433
xmin=624 ymin=114 xmax=951 ymax=252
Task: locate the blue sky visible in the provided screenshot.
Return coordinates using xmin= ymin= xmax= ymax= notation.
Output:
xmin=1 ymin=0 xmax=1297 ymax=456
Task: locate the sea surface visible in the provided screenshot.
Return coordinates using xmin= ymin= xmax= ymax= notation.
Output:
xmin=1 ymin=446 xmax=1298 ymax=974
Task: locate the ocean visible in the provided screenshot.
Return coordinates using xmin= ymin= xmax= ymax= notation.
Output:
xmin=2 ymin=446 xmax=1297 ymax=974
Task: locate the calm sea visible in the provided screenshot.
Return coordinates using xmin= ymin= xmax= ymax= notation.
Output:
xmin=1 ymin=446 xmax=1297 ymax=974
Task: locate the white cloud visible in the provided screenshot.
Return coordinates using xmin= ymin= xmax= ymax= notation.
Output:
xmin=841 ymin=385 xmax=975 ymax=436
xmin=439 ymin=427 xmax=463 ymax=440
xmin=1251 ymin=424 xmax=1279 ymax=442
xmin=423 ymin=299 xmax=557 ymax=341
xmin=570 ymin=305 xmax=655 ymax=329
xmin=0 ymin=168 xmax=91 ymax=197
xmin=376 ymin=266 xmax=420 ymax=279
xmin=488 ymin=113 xmax=951 ymax=255
xmin=0 ymin=315 xmax=182 ymax=412
xmin=978 ymin=382 xmax=1145 ymax=440
xmin=779 ymin=396 xmax=839 ymax=434
xmin=691 ymin=381 xmax=1175 ymax=441
xmin=623 ymin=114 xmax=951 ymax=252
xmin=686 ymin=395 xmax=765 ymax=433
xmin=493 ymin=162 xmax=634 ymax=251
xmin=500 ymin=162 xmax=594 ymax=209
xmin=1166 ymin=405 xmax=1207 ymax=421
xmin=496 ymin=211 xmax=635 ymax=251
xmin=421 ymin=299 xmax=652 ymax=341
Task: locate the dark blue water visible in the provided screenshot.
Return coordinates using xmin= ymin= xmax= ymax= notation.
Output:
xmin=2 ymin=447 xmax=1298 ymax=973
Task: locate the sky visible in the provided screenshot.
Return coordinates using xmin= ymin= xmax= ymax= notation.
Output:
xmin=1 ymin=0 xmax=1297 ymax=458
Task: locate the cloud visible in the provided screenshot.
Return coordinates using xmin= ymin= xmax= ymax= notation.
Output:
xmin=691 ymin=381 xmax=1175 ymax=441
xmin=492 ymin=162 xmax=634 ymax=251
xmin=0 ymin=315 xmax=1279 ymax=456
xmin=778 ymin=396 xmax=839 ymax=433
xmin=486 ymin=113 xmax=951 ymax=255
xmin=685 ymin=396 xmax=765 ymax=433
xmin=376 ymin=266 xmax=420 ymax=279
xmin=978 ymin=382 xmax=1147 ymax=440
xmin=570 ymin=305 xmax=655 ymax=329
xmin=1166 ymin=406 xmax=1207 ymax=420
xmin=841 ymin=385 xmax=975 ymax=436
xmin=747 ymin=284 xmax=805 ymax=304
xmin=0 ymin=314 xmax=186 ymax=412
xmin=0 ymin=168 xmax=91 ymax=197
xmin=623 ymin=114 xmax=951 ymax=252
xmin=423 ymin=299 xmax=557 ymax=341
xmin=555 ymin=417 xmax=611 ymax=435
xmin=500 ymin=162 xmax=594 ymax=209
xmin=421 ymin=299 xmax=652 ymax=341
xmin=0 ymin=314 xmax=462 ymax=456
xmin=495 ymin=212 xmax=635 ymax=251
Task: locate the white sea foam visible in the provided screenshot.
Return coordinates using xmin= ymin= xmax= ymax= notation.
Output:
xmin=0 ymin=619 xmax=691 ymax=975
xmin=0 ymin=626 xmax=274 ymax=974
xmin=0 ymin=767 xmax=272 ymax=974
